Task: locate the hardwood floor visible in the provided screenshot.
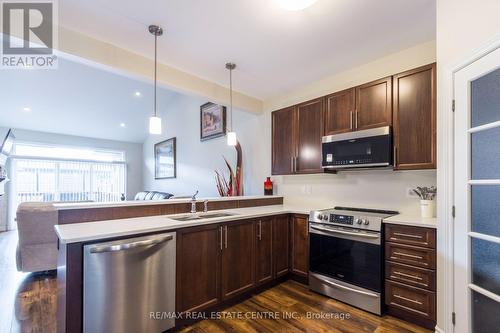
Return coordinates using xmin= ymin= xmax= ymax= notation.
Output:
xmin=0 ymin=231 xmax=57 ymax=333
xmin=178 ymin=280 xmax=432 ymax=333
xmin=0 ymin=230 xmax=430 ymax=333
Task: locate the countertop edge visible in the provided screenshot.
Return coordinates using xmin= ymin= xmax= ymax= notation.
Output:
xmin=55 ymin=206 xmax=311 ymax=244
xmin=52 ymin=195 xmax=284 ymax=210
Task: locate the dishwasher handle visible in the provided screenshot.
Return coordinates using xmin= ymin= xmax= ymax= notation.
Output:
xmin=89 ymin=234 xmax=174 ymax=253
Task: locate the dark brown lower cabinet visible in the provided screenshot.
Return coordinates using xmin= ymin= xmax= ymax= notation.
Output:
xmin=384 ymin=224 xmax=437 ymax=330
xmin=291 ymin=214 xmax=309 ymax=278
xmin=221 ymin=220 xmax=256 ymax=300
xmin=273 ymin=215 xmax=290 ymax=278
xmin=176 ymin=224 xmax=221 ymax=314
xmin=255 ymin=217 xmax=273 ymax=284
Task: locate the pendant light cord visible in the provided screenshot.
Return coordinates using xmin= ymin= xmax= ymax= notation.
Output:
xmin=229 ymin=67 xmax=233 ymax=131
xmin=154 ymin=33 xmax=158 ymax=118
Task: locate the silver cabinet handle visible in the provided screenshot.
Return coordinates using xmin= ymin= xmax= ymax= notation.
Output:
xmin=258 ymin=221 xmax=262 ymax=241
xmin=355 ymin=110 xmax=358 ymax=129
xmin=393 ymin=145 xmax=397 ymax=167
xmin=311 ymin=273 xmax=378 ymax=298
xmin=392 ymin=232 xmax=423 ymax=239
xmin=224 ymin=225 xmax=228 ymax=249
xmin=310 ymin=225 xmax=379 ymax=239
xmin=350 ymin=111 xmax=353 ymax=130
xmin=392 ymin=271 xmax=423 ymax=281
xmin=392 ymin=251 xmax=424 ymax=260
xmin=220 ymin=226 xmax=223 ymax=251
xmin=90 ymin=235 xmax=173 ymax=253
xmin=394 ymin=294 xmax=423 ymax=305
xmin=290 ymin=157 xmax=294 ymax=173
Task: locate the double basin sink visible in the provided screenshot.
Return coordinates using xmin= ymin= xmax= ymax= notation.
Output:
xmin=169 ymin=212 xmax=236 ymax=222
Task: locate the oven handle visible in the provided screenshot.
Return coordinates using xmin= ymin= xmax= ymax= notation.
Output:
xmin=310 ymin=225 xmax=380 ymax=239
xmin=311 ymin=273 xmax=379 ymax=298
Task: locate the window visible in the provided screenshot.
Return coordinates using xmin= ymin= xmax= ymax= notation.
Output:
xmin=12 ymin=143 xmax=126 ymax=205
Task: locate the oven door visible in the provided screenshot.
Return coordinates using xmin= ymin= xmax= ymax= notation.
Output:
xmin=309 ymin=223 xmax=382 ymax=292
xmin=322 ymin=126 xmax=392 ymax=169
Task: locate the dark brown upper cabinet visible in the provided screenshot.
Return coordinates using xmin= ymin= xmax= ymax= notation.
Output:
xmin=272 ymin=106 xmax=295 ymax=175
xmin=295 ymin=98 xmax=324 ymax=173
xmin=324 ymin=88 xmax=356 ymax=135
xmin=355 ymin=76 xmax=393 ymax=131
xmin=393 ymin=63 xmax=436 ymax=170
xmin=271 ymin=99 xmax=324 ymax=175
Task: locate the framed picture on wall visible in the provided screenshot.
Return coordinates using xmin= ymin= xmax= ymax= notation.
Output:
xmin=155 ymin=137 xmax=176 ymax=179
xmin=200 ymin=102 xmax=226 ymax=141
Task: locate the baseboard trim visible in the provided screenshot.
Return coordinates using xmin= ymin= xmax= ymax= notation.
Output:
xmin=435 ymin=325 xmax=444 ymax=333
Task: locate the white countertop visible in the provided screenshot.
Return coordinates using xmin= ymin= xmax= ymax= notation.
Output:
xmin=383 ymin=214 xmax=437 ymax=228
xmin=55 ymin=205 xmax=312 ymax=244
xmin=55 ymin=204 xmax=438 ymax=244
xmin=52 ymin=195 xmax=283 ymax=210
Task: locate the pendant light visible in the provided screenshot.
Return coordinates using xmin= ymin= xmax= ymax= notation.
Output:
xmin=225 ymin=62 xmax=237 ymax=146
xmin=148 ymin=25 xmax=163 ymax=135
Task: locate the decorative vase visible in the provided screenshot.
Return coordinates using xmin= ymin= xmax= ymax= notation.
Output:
xmin=264 ymin=177 xmax=273 ymax=195
xmin=420 ymin=200 xmax=435 ymax=218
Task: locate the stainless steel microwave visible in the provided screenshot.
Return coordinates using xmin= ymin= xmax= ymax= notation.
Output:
xmin=322 ymin=126 xmax=392 ymax=170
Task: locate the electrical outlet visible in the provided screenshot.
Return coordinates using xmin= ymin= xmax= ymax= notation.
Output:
xmin=407 ymin=187 xmax=419 ymax=198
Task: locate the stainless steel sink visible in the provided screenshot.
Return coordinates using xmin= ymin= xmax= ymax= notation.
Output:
xmin=169 ymin=212 xmax=236 ymax=222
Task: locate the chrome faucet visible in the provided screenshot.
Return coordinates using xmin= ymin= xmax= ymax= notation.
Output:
xmin=190 ymin=190 xmax=199 ymax=214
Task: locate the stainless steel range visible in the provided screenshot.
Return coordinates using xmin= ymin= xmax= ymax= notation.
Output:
xmin=308 ymin=207 xmax=398 ymax=315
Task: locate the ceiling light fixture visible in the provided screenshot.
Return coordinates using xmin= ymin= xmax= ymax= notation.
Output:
xmin=278 ymin=0 xmax=318 ymax=11
xmin=225 ymin=62 xmax=237 ymax=146
xmin=134 ymin=91 xmax=142 ymax=97
xmin=148 ymin=24 xmax=163 ymax=135
xmin=22 ymin=107 xmax=31 ymax=112
xmin=120 ymin=123 xmax=126 ymax=128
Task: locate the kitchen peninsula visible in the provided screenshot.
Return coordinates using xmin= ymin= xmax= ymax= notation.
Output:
xmin=55 ymin=196 xmax=436 ymax=333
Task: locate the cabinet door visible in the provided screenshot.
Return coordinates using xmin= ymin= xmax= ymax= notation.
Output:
xmin=296 ymin=98 xmax=324 ymax=173
xmin=324 ymin=88 xmax=355 ymax=135
xmin=255 ymin=217 xmax=273 ymax=284
xmin=272 ymin=107 xmax=295 ymax=175
xmin=273 ymin=215 xmax=290 ymax=278
xmin=176 ymin=224 xmax=221 ymax=313
xmin=355 ymin=77 xmax=392 ymax=130
xmin=221 ymin=220 xmax=255 ymax=300
xmin=393 ymin=63 xmax=436 ymax=170
xmin=291 ymin=215 xmax=309 ymax=277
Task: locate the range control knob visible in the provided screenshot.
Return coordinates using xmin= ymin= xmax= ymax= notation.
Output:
xmin=363 ymin=219 xmax=370 ymax=225
xmin=317 ymin=214 xmax=323 ymax=221
xmin=323 ymin=215 xmax=329 ymax=221
xmin=355 ymin=218 xmax=362 ymax=224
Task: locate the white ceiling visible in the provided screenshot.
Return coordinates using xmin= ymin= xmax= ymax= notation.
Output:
xmin=58 ymin=0 xmax=436 ymax=99
xmin=0 ymin=58 xmax=177 ymax=143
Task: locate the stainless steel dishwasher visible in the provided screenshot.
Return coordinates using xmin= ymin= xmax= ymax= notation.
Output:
xmin=83 ymin=232 xmax=176 ymax=333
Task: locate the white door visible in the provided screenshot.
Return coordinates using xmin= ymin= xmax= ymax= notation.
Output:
xmin=454 ymin=46 xmax=500 ymax=332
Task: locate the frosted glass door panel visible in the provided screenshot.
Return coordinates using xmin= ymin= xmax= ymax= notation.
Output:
xmin=471 ymin=186 xmax=500 ymax=237
xmin=471 ymin=126 xmax=500 ymax=179
xmin=472 ymin=291 xmax=500 ymax=333
xmin=472 ymin=67 xmax=500 ymax=127
xmin=472 ymin=238 xmax=500 ymax=295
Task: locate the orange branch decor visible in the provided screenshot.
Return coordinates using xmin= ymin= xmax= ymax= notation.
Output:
xmin=215 ymin=141 xmax=243 ymax=197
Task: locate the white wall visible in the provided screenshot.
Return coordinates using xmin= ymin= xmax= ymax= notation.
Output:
xmin=436 ymin=1 xmax=500 ymax=332
xmin=0 ymin=127 xmax=143 ymax=230
xmin=143 ymin=93 xmax=263 ymax=198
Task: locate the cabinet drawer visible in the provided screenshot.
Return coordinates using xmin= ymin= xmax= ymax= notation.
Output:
xmin=385 ymin=224 xmax=436 ymax=248
xmin=385 ymin=280 xmax=436 ymax=321
xmin=386 ymin=261 xmax=435 ymax=291
xmin=385 ymin=242 xmax=436 ymax=269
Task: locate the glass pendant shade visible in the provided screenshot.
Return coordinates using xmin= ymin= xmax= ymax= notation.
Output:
xmin=149 ymin=116 xmax=162 ymax=135
xmin=227 ymin=131 xmax=237 ymax=146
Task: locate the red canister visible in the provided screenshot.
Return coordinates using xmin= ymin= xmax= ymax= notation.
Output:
xmin=264 ymin=177 xmax=273 ymax=195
